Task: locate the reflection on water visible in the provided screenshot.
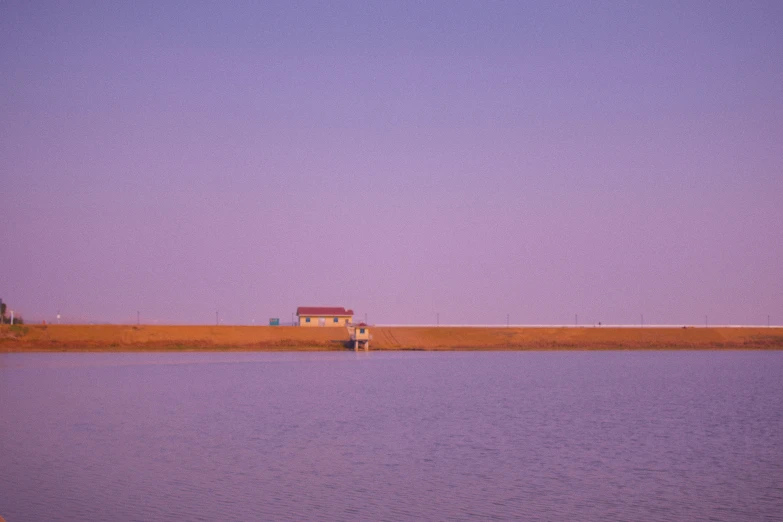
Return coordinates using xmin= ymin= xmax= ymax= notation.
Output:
xmin=0 ymin=351 xmax=374 ymax=369
xmin=1 ymin=351 xmax=781 ymax=521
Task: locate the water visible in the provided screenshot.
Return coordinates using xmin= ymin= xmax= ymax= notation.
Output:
xmin=1 ymin=351 xmax=781 ymax=521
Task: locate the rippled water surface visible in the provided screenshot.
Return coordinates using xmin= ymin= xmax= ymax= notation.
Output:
xmin=1 ymin=351 xmax=782 ymax=521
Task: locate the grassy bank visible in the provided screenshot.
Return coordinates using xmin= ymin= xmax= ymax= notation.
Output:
xmin=1 ymin=324 xmax=782 ymax=352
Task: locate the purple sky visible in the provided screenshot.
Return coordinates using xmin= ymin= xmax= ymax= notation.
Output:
xmin=2 ymin=1 xmax=781 ymax=326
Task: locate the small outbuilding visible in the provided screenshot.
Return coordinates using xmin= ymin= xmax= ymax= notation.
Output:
xmin=350 ymin=322 xmax=371 ymax=351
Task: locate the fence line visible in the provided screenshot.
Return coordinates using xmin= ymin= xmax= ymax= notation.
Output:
xmin=372 ymin=324 xmax=779 ymax=328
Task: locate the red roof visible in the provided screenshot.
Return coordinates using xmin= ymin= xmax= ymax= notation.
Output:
xmin=297 ymin=307 xmax=354 ymax=316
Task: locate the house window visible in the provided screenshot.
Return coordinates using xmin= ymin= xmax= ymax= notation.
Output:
xmin=305 ymin=317 xmax=310 ymax=323
xmin=333 ymin=317 xmax=339 ymax=323
xmin=360 ymin=328 xmax=365 ymax=334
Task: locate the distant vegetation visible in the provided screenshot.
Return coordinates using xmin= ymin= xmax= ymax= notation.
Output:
xmin=0 ymin=298 xmax=24 ymax=325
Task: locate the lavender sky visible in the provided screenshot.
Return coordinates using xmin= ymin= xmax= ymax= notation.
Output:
xmin=1 ymin=1 xmax=781 ymax=326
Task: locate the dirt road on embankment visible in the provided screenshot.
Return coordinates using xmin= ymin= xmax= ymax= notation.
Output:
xmin=1 ymin=324 xmax=782 ymax=352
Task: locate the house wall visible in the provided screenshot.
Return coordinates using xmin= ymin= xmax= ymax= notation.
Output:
xmin=298 ymin=315 xmax=352 ymax=327
xmin=354 ymin=327 xmax=370 ymax=340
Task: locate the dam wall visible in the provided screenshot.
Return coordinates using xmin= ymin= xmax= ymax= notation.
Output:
xmin=2 ymin=324 xmax=782 ymax=351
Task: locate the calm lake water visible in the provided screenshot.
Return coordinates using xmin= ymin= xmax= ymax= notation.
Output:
xmin=1 ymin=351 xmax=781 ymax=521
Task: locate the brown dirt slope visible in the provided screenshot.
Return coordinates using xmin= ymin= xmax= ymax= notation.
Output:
xmin=369 ymin=327 xmax=783 ymax=350
xmin=0 ymin=325 xmax=351 ymax=351
xmin=1 ymin=325 xmax=782 ymax=352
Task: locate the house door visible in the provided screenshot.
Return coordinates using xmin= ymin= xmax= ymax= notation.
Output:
xmin=318 ymin=317 xmax=326 ymax=326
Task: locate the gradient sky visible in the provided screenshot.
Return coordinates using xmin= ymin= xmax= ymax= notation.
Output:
xmin=2 ymin=1 xmax=781 ymax=326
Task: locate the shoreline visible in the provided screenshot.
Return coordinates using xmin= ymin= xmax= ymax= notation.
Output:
xmin=2 ymin=324 xmax=782 ymax=352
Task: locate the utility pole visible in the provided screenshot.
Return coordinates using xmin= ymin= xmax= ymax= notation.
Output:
xmin=216 ymin=311 xmax=219 ymax=326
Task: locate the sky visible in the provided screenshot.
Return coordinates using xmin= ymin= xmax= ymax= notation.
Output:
xmin=1 ymin=1 xmax=781 ymax=326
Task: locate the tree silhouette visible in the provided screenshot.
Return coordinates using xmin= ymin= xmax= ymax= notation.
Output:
xmin=0 ymin=299 xmax=22 ymax=324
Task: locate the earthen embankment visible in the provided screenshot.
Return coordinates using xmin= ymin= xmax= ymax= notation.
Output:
xmin=1 ymin=324 xmax=782 ymax=351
